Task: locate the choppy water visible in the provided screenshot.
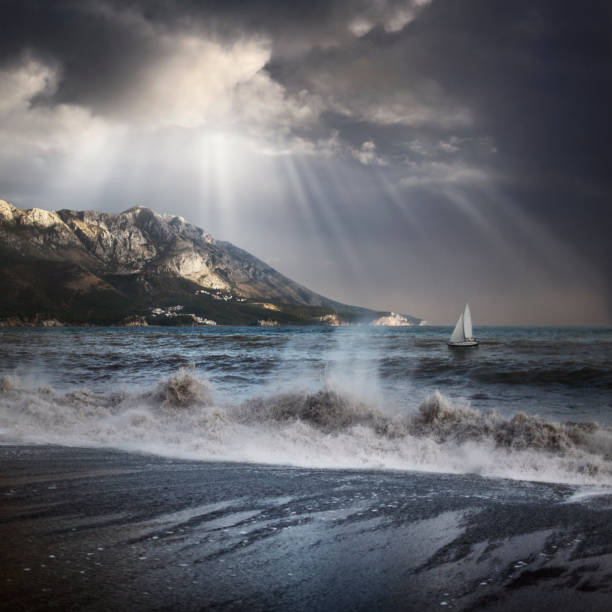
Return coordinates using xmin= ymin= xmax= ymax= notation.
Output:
xmin=1 ymin=326 xmax=611 ymax=485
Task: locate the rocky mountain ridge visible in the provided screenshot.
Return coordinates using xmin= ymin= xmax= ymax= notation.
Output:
xmin=0 ymin=200 xmax=420 ymax=326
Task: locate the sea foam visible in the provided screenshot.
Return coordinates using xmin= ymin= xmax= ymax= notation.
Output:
xmin=1 ymin=371 xmax=611 ymax=486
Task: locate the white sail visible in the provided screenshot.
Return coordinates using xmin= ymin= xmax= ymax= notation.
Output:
xmin=463 ymin=303 xmax=473 ymax=339
xmin=449 ymin=312 xmax=465 ymax=343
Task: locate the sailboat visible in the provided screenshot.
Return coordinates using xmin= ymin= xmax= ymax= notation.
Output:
xmin=448 ymin=303 xmax=479 ymax=347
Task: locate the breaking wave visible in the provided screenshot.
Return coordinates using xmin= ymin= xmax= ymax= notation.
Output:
xmin=151 ymin=369 xmax=213 ymax=408
xmin=1 ymin=371 xmax=611 ymax=486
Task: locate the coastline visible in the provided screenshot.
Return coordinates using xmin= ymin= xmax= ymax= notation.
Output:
xmin=2 ymin=444 xmax=611 ymax=611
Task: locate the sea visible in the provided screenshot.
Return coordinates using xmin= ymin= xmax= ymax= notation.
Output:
xmin=1 ymin=325 xmax=611 ymax=486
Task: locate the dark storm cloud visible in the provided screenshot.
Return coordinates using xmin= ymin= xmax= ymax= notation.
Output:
xmin=418 ymin=1 xmax=611 ymax=184
xmin=414 ymin=1 xmax=612 ymax=309
xmin=4 ymin=0 xmax=605 ymax=176
xmin=0 ymin=0 xmax=414 ymax=107
xmin=0 ymin=0 xmax=610 ymax=323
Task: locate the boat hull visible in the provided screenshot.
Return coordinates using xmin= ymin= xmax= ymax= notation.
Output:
xmin=447 ymin=340 xmax=479 ymax=348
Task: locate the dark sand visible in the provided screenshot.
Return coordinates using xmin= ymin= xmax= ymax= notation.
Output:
xmin=1 ymin=445 xmax=611 ymax=611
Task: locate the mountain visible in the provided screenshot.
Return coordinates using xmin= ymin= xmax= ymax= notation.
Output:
xmin=0 ymin=200 xmax=421 ymax=326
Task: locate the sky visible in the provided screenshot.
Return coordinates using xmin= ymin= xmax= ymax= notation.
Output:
xmin=0 ymin=0 xmax=610 ymax=325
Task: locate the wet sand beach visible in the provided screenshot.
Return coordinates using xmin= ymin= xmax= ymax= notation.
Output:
xmin=1 ymin=445 xmax=611 ymax=611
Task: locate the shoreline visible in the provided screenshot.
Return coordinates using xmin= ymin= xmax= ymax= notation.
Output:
xmin=2 ymin=444 xmax=611 ymax=611
xmin=2 ymin=439 xmax=611 ymax=489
